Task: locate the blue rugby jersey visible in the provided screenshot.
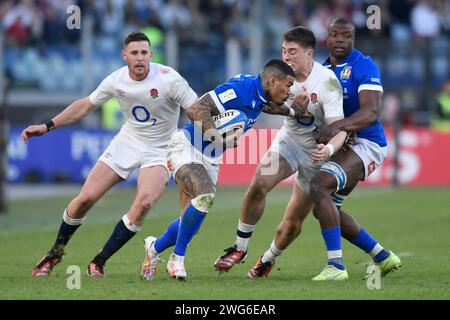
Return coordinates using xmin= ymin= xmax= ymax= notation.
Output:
xmin=323 ymin=48 xmax=387 ymax=147
xmin=183 ymin=74 xmax=268 ymax=157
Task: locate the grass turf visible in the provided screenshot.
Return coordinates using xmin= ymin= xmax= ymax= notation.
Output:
xmin=0 ymin=186 xmax=449 ymax=300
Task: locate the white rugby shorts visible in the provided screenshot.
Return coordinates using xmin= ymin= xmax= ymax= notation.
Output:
xmin=99 ymin=131 xmax=169 ymax=179
xmin=167 ymin=130 xmax=220 ymax=186
xmin=350 ymin=137 xmax=387 ymax=179
xmin=268 ymin=127 xmax=321 ymax=194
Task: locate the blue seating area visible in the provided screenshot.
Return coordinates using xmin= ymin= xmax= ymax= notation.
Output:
xmin=5 ymin=36 xmax=449 ymax=94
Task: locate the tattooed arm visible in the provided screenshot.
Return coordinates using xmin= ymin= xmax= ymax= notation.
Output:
xmin=263 ymin=95 xmax=312 ymax=118
xmin=186 ymin=93 xmax=224 ymax=145
xmin=263 ymin=101 xmax=290 ymax=116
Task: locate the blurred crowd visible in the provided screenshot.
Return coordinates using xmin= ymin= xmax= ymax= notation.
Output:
xmin=2 ymin=0 xmax=450 ymax=48
xmin=1 ymin=0 xmax=450 ymax=127
xmin=2 ymin=0 xmax=450 ymax=49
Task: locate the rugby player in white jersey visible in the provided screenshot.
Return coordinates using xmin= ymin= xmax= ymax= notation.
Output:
xmin=216 ymin=23 xmax=401 ymax=281
xmin=214 ymin=26 xmax=348 ymax=275
xmin=21 ymin=32 xmax=197 ymax=278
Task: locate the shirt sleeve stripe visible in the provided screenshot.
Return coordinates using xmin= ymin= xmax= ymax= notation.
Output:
xmin=358 ymin=84 xmax=383 ymax=93
xmin=208 ymin=90 xmax=226 ymax=113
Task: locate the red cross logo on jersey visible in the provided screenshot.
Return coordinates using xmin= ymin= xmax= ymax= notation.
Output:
xmin=167 ymin=160 xmax=173 ymax=173
xmin=150 ymin=88 xmax=159 ymax=99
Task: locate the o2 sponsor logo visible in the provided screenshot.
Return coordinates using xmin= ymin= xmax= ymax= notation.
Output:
xmin=132 ymin=106 xmax=157 ymax=125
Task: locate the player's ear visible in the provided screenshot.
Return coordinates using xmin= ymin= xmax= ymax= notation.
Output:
xmin=149 ymin=50 xmax=154 ymax=59
xmin=121 ymin=49 xmax=127 ymax=62
xmin=269 ymin=76 xmax=277 ymax=87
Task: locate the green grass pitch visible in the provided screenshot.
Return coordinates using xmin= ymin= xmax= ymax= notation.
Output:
xmin=0 ymin=186 xmax=449 ymax=300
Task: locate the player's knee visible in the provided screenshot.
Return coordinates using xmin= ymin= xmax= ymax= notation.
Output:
xmin=76 ymin=192 xmax=98 ymax=211
xmin=191 ymin=193 xmax=215 ymax=213
xmin=249 ymin=176 xmax=270 ymax=197
xmin=278 ymin=219 xmax=302 ymax=238
xmin=135 ymin=193 xmax=156 ymax=213
xmin=309 ymin=178 xmax=324 ymax=199
xmin=310 ymin=175 xmax=334 ymax=200
xmin=311 ymin=206 xmax=323 ymax=221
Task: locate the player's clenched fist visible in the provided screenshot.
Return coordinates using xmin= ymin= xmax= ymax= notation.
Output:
xmin=21 ymin=124 xmax=48 ymax=143
xmin=291 ymin=94 xmax=312 ymax=118
xmin=312 ymin=143 xmax=331 ymax=163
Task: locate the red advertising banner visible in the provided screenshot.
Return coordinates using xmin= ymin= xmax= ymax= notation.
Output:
xmin=218 ymin=127 xmax=450 ymax=186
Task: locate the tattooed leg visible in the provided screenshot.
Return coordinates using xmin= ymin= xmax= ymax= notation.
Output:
xmin=175 ymin=163 xmax=215 ymax=199
xmin=171 ymin=163 xmax=215 ymax=258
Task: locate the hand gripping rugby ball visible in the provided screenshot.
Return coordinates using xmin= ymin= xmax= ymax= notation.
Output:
xmin=213 ymin=109 xmax=248 ymax=138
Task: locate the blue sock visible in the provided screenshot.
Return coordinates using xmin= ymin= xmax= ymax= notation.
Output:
xmin=373 ymin=249 xmax=390 ymax=263
xmin=93 ymin=219 xmax=137 ymax=265
xmin=154 ymin=218 xmax=180 ymax=253
xmin=350 ymin=228 xmax=390 ymax=263
xmin=349 ymin=228 xmax=377 ymax=253
xmin=322 ymin=226 xmax=345 ymax=270
xmin=174 ymin=204 xmax=206 ymax=256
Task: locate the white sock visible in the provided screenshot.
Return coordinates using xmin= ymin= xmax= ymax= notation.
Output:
xmin=235 ymin=219 xmax=256 ymax=252
xmin=369 ymin=243 xmax=384 ymax=258
xmin=327 ymin=249 xmax=343 ymax=260
xmin=149 ymin=241 xmax=159 ymax=256
xmin=63 ymin=209 xmax=86 ymax=226
xmin=122 ymin=214 xmax=142 ymax=232
xmin=261 ymin=240 xmax=284 ymax=263
xmin=172 ymin=253 xmax=185 ymax=262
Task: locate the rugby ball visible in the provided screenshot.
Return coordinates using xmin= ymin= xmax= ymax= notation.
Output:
xmin=213 ymin=109 xmax=248 ymax=136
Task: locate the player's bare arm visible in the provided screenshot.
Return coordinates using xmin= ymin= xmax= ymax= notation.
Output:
xmin=186 ymin=93 xmax=221 ymax=132
xmin=312 ymin=116 xmax=348 ymax=163
xmin=175 ymin=163 xmax=215 ymax=199
xmin=263 ymin=95 xmax=311 ymax=118
xmin=262 ymin=101 xmax=290 ymax=115
xmin=21 ymin=97 xmax=97 ymax=143
xmin=186 ymin=93 xmax=224 ymax=145
xmin=316 ymin=90 xmax=382 ymax=143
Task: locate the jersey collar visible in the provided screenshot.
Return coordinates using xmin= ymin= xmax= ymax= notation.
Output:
xmin=324 ymin=48 xmax=360 ymax=68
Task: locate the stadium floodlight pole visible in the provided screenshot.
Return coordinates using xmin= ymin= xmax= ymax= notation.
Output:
xmin=81 ymin=13 xmax=94 ymax=97
xmin=248 ymin=0 xmax=263 ymax=74
xmin=0 ymin=28 xmax=8 ymax=213
xmin=165 ymin=27 xmax=178 ymax=70
xmin=392 ymin=101 xmax=401 ymax=188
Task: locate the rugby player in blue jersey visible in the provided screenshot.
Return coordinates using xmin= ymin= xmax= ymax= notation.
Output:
xmin=139 ymin=59 xmax=311 ymax=280
xmin=309 ymin=18 xmax=402 ymax=280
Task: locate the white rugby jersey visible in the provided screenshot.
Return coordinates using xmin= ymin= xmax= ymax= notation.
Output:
xmin=89 ymin=62 xmax=197 ymax=149
xmin=283 ymin=61 xmax=344 ymax=150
